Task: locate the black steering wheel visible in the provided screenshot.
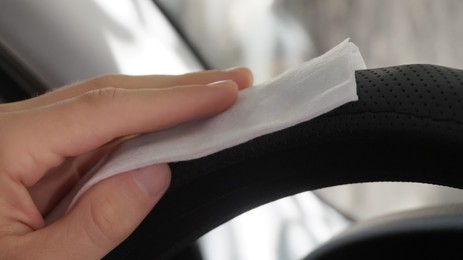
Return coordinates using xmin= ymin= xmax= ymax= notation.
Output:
xmin=106 ymin=64 xmax=463 ymax=259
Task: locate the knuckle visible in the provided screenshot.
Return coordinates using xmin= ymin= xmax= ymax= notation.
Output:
xmin=80 ymin=87 xmax=126 ymax=108
xmin=89 ymin=74 xmax=125 ymax=88
xmin=88 ymin=199 xmax=130 ymax=246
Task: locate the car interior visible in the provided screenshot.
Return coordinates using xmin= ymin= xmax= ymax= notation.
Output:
xmin=1 ymin=1 xmax=463 ymax=259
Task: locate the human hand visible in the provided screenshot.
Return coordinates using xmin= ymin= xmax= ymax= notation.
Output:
xmin=0 ymin=68 xmax=253 ymax=259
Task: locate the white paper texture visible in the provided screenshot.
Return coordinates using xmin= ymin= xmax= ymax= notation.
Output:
xmin=46 ymin=39 xmax=366 ymax=220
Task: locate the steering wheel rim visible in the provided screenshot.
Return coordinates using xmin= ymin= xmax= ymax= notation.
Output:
xmin=106 ymin=64 xmax=463 ymax=259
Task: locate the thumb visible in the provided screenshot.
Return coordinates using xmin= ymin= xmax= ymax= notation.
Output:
xmin=24 ymin=164 xmax=171 ymax=260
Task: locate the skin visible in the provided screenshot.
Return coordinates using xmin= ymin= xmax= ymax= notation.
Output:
xmin=0 ymin=67 xmax=253 ymax=259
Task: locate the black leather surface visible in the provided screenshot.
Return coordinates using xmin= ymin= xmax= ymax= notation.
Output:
xmin=106 ymin=64 xmax=463 ymax=259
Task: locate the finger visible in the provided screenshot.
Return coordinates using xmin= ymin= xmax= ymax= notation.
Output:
xmin=20 ymin=164 xmax=170 ymax=260
xmin=27 ymin=159 xmax=80 ymax=217
xmin=3 ymin=67 xmax=253 ymax=111
xmin=1 ymin=81 xmax=239 ymax=186
xmin=104 ymin=67 xmax=253 ymax=90
xmin=29 ymin=139 xmax=121 ymax=216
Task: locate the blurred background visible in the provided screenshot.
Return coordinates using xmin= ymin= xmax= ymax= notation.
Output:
xmin=158 ymin=0 xmax=463 ymax=83
xmin=1 ymin=0 xmax=463 ymax=259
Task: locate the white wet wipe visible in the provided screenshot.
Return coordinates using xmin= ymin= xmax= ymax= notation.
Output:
xmin=46 ymin=39 xmax=365 ymax=221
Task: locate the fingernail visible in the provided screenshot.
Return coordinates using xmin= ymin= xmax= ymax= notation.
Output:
xmin=207 ymin=80 xmax=233 ymax=87
xmin=133 ymin=164 xmax=171 ymax=197
xmin=224 ymin=67 xmax=254 ymax=87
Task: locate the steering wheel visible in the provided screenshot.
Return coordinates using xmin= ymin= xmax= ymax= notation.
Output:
xmin=106 ymin=64 xmax=463 ymax=259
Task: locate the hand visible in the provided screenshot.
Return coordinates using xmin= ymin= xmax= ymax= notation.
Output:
xmin=0 ymin=68 xmax=253 ymax=259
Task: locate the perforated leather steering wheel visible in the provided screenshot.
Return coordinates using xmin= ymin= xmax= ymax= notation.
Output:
xmin=106 ymin=64 xmax=463 ymax=259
